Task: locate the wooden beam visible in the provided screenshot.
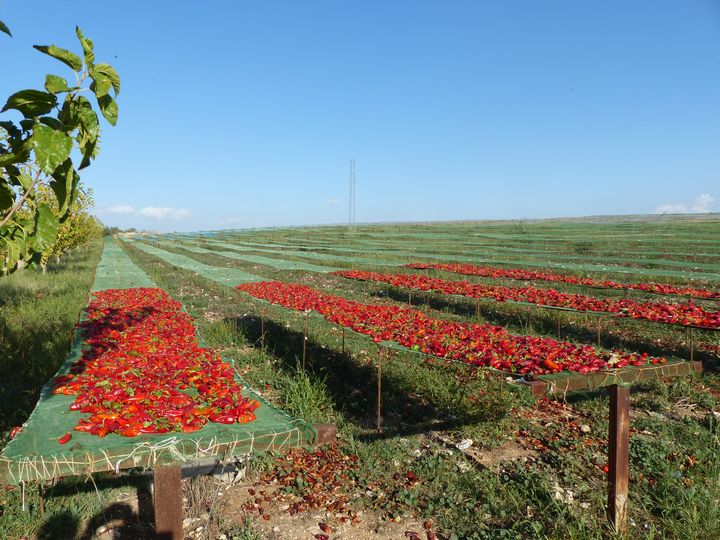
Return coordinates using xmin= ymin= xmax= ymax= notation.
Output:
xmin=154 ymin=464 xmax=183 ymax=540
xmin=607 ymin=384 xmax=630 ymax=533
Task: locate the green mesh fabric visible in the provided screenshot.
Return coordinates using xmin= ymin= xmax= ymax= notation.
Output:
xmin=200 ymin=239 xmax=400 ymax=268
xmin=213 ymin=239 xmax=720 ymax=281
xmin=0 ymin=238 xmax=315 ymax=484
xmin=154 ymin=240 xmax=340 ymax=273
xmin=121 ymin=238 xmax=267 ymax=286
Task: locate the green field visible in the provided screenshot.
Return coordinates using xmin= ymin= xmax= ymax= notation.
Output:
xmin=3 ymin=215 xmax=720 ymax=539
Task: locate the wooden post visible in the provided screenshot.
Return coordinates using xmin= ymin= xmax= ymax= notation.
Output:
xmin=597 ymin=318 xmax=602 ymax=347
xmin=608 ymin=384 xmax=630 ymax=533
xmin=154 ymin=464 xmax=183 ymax=540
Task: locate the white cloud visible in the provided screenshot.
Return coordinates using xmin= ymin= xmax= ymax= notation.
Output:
xmin=138 ymin=207 xmax=191 ymax=220
xmin=654 ymin=203 xmax=687 ymax=214
xmin=98 ymin=204 xmax=135 ymax=215
xmin=654 ymin=193 xmax=714 ymax=214
xmin=690 ymin=193 xmax=715 ymax=213
xmin=326 ymin=198 xmax=340 ymax=205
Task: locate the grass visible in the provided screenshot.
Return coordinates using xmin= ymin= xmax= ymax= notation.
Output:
xmin=3 ymin=216 xmax=720 ymax=539
xmin=0 ymin=240 xmax=102 ymax=434
xmin=117 ymin=219 xmax=720 ymax=539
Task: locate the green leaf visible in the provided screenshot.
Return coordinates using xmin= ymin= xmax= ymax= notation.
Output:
xmin=90 ymin=70 xmax=112 ymax=98
xmin=78 ymin=136 xmax=100 ymax=170
xmin=93 ymin=63 xmax=120 ymax=95
xmin=39 ymin=116 xmax=63 ymax=130
xmin=32 ymin=203 xmax=59 ymax=251
xmin=75 ymin=26 xmax=94 ymax=66
xmin=0 ymin=20 xmax=11 ymax=37
xmin=45 ymin=74 xmax=71 ymax=94
xmin=17 ymin=173 xmax=34 ymax=191
xmin=1 ymin=90 xmax=57 ymax=118
xmin=0 ymin=183 xmax=14 ymax=211
xmin=0 ymin=151 xmax=21 ymax=168
xmin=32 ymin=124 xmax=73 ymax=175
xmin=0 ymin=120 xmax=21 ymax=139
xmin=33 ymin=45 xmax=83 ymax=72
xmin=97 ymin=95 xmax=118 ymax=126
xmin=50 ymin=159 xmax=77 ymax=217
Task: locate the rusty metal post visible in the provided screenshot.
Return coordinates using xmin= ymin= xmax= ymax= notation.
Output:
xmin=689 ymin=328 xmax=694 ymax=362
xmin=302 ymin=311 xmax=309 ymax=370
xmin=260 ymin=315 xmax=265 ymax=350
xmin=608 ymin=384 xmax=630 ymax=533
xmin=557 ymin=312 xmax=561 ymax=340
xmin=376 ymin=349 xmax=383 ymax=435
xmin=154 ymin=464 xmax=183 ymax=540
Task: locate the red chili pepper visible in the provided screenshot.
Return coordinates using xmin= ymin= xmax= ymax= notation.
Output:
xmin=58 ymin=433 xmax=71 ymax=445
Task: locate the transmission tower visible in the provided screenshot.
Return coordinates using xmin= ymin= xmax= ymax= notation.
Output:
xmin=348 ymin=159 xmax=356 ymax=230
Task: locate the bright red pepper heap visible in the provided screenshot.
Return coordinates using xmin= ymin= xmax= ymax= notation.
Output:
xmin=406 ymin=262 xmax=720 ymax=301
xmin=53 ymin=287 xmax=259 ymax=438
xmin=237 ymin=281 xmax=666 ymax=375
xmin=335 ymin=270 xmax=720 ymax=330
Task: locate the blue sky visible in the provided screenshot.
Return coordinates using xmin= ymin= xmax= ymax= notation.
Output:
xmin=2 ymin=1 xmax=719 ymax=231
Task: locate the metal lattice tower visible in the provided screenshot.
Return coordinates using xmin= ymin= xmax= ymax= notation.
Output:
xmin=348 ymin=159 xmax=356 ymax=229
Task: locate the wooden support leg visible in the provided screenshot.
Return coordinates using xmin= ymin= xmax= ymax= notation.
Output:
xmin=608 ymin=384 xmax=630 ymax=533
xmin=154 ymin=464 xmax=183 ymax=540
xmin=597 ymin=319 xmax=602 ymax=348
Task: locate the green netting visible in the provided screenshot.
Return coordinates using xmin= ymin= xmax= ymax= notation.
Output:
xmin=155 ymin=240 xmax=340 ymax=273
xmin=92 ymin=237 xmax=156 ymax=291
xmin=123 ymin=239 xmax=267 ymax=286
xmin=216 ymin=240 xmax=720 ymax=281
xmin=201 ymin=239 xmax=400 ymax=268
xmin=0 ymin=238 xmax=315 ymax=484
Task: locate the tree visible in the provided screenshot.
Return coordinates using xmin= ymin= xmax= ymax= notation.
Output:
xmin=26 ymin=184 xmax=103 ymax=272
xmin=0 ymin=19 xmax=119 ymax=273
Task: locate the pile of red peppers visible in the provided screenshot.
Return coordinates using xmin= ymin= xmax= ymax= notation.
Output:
xmin=237 ymin=281 xmax=666 ymax=375
xmin=406 ymin=262 xmax=720 ymax=301
xmin=336 ymin=270 xmax=720 ymax=329
xmin=53 ymin=288 xmax=260 ymax=438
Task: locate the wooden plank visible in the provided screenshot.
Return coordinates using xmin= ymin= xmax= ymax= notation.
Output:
xmin=154 ymin=464 xmax=183 ymax=540
xmin=608 ymin=384 xmax=630 ymax=533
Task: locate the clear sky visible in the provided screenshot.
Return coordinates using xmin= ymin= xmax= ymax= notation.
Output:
xmin=2 ymin=1 xmax=719 ymax=232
